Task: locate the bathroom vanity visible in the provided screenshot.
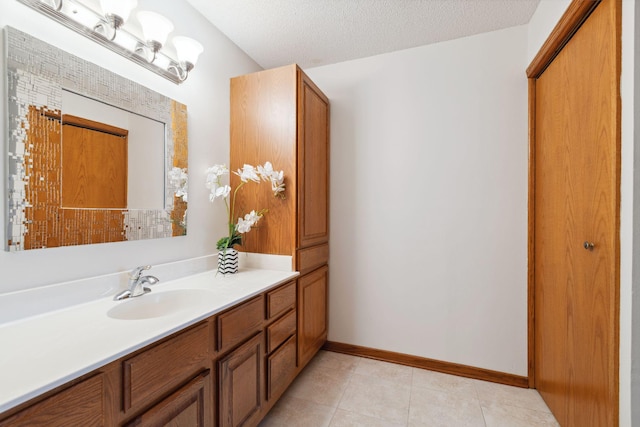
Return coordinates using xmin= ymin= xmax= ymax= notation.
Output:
xmin=2 ymin=27 xmax=330 ymax=427
xmin=0 ymin=267 xmax=327 ymax=426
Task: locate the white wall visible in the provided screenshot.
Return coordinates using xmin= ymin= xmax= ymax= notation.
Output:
xmin=526 ymin=0 xmax=571 ymax=64
xmin=623 ymin=2 xmax=640 ymax=426
xmin=307 ymin=25 xmax=529 ymax=375
xmin=620 ymin=2 xmax=638 ymax=426
xmin=0 ymin=0 xmax=262 ymax=293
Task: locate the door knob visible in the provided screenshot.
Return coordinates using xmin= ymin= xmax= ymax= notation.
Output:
xmin=583 ymin=241 xmax=595 ymax=251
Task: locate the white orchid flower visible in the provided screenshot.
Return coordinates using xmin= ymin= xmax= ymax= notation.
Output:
xmin=236 ymin=217 xmax=252 ymax=233
xmin=256 ymin=162 xmax=285 ymax=197
xmin=270 ymin=170 xmax=285 ymax=196
xmin=206 ymin=164 xmax=228 ymax=177
xmin=257 ymin=162 xmax=273 ymax=180
xmin=235 ymin=164 xmax=261 ymax=183
xmin=205 ymin=165 xmax=228 ymax=189
xmin=244 ymin=210 xmax=261 ymax=226
xmin=216 ymin=185 xmax=231 ymax=199
xmin=204 ymin=174 xmax=219 ymax=190
xmin=236 ymin=210 xmax=263 ymax=233
xmin=236 ymin=211 xmax=262 ymax=233
xmin=208 ymin=184 xmax=231 ymax=202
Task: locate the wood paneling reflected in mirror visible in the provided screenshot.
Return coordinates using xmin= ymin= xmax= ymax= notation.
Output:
xmin=5 ymin=27 xmax=188 ymax=251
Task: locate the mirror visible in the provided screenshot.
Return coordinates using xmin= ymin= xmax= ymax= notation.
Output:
xmin=5 ymin=27 xmax=188 ymax=251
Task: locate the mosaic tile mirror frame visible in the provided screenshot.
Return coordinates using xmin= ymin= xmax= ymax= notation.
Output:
xmin=5 ymin=27 xmax=188 ymax=251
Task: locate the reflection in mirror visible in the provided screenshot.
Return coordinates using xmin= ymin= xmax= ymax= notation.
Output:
xmin=6 ymin=27 xmax=188 ymax=251
xmin=61 ymin=113 xmax=130 ymax=210
xmin=61 ymin=90 xmax=165 ymax=210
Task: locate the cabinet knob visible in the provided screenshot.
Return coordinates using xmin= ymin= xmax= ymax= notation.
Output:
xmin=583 ymin=241 xmax=595 ymax=251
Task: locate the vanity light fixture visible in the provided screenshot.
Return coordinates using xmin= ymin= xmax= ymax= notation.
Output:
xmin=135 ymin=10 xmax=173 ymax=61
xmin=17 ymin=0 xmax=203 ymax=84
xmin=95 ymin=0 xmax=137 ymax=41
xmin=171 ymin=35 xmax=205 ymax=81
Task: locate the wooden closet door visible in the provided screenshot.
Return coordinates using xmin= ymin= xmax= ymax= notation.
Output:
xmin=533 ymin=0 xmax=620 ymax=426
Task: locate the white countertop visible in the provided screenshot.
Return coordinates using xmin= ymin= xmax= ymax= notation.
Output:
xmin=0 ymin=268 xmax=298 ymax=414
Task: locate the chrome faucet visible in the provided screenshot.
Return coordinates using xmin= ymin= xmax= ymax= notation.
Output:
xmin=114 ymin=265 xmax=160 ymax=301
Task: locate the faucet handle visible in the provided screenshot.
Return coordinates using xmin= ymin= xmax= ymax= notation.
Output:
xmin=131 ymin=265 xmax=152 ymax=280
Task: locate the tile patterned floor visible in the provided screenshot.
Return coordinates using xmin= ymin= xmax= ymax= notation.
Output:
xmin=259 ymin=350 xmax=560 ymax=427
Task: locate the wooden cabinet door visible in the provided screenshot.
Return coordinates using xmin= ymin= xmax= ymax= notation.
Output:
xmin=219 ymin=333 xmax=264 ymax=427
xmin=229 ymin=65 xmax=297 ymax=256
xmin=297 ymin=71 xmax=330 ymax=249
xmin=0 ymin=374 xmax=104 ymax=427
xmin=298 ymin=266 xmax=328 ymax=367
xmin=125 ymin=371 xmax=211 ymax=427
xmin=266 ymin=335 xmax=297 ymax=401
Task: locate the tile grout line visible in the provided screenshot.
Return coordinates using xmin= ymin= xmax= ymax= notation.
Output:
xmin=479 ymin=403 xmax=489 ymax=427
xmin=472 ymin=377 xmax=489 ymax=427
xmin=325 ymin=405 xmax=339 ymax=426
xmin=330 ymin=355 xmax=361 ymax=421
xmin=406 ymin=367 xmax=414 ymax=427
xmin=355 ymin=356 xmax=413 ymax=426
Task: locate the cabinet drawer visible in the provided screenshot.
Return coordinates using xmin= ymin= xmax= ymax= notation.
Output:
xmin=0 ymin=374 xmax=104 ymax=427
xmin=297 ymin=243 xmax=329 ymax=275
xmin=123 ymin=323 xmax=209 ymax=412
xmin=266 ymin=281 xmax=296 ymax=319
xmin=267 ymin=309 xmax=296 ymax=353
xmin=267 ymin=335 xmax=297 ymax=400
xmin=218 ymin=295 xmax=264 ymax=353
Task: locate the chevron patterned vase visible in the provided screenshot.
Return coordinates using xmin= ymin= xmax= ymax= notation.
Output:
xmin=217 ymin=247 xmax=239 ymax=274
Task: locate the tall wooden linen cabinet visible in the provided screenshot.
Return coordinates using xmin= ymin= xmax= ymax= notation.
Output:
xmin=230 ymin=64 xmax=330 ymax=370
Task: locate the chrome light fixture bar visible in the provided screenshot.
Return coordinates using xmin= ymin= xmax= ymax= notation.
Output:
xmin=17 ymin=0 xmax=203 ymax=84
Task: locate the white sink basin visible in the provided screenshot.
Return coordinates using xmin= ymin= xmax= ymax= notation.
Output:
xmin=107 ymin=289 xmax=211 ymax=320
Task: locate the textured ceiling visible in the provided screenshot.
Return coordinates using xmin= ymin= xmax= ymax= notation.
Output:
xmin=186 ymin=0 xmax=541 ymax=69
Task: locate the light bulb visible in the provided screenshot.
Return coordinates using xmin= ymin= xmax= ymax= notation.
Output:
xmin=137 ymin=10 xmax=173 ymax=50
xmin=100 ymin=0 xmax=137 ymax=23
xmin=172 ymin=36 xmax=203 ymax=70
